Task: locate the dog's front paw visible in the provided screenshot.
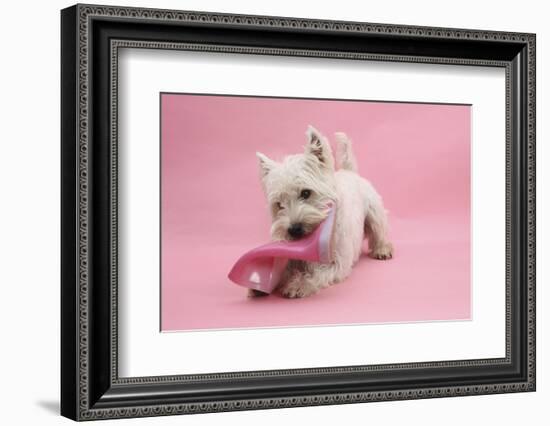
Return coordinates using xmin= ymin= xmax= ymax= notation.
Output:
xmin=371 ymin=242 xmax=393 ymax=260
xmin=280 ymin=280 xmax=319 ymax=299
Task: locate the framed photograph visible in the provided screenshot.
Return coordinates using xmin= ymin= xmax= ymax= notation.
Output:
xmin=61 ymin=4 xmax=536 ymax=421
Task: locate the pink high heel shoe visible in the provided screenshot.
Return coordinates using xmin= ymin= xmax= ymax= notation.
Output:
xmin=228 ymin=204 xmax=336 ymax=294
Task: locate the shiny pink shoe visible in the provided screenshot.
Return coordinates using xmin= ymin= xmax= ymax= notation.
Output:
xmin=228 ymin=204 xmax=336 ymax=294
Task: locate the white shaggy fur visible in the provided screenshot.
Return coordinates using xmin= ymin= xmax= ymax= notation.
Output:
xmin=255 ymin=125 xmax=393 ymax=298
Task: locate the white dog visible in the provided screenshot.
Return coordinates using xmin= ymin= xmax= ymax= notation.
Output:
xmin=254 ymin=125 xmax=393 ymax=298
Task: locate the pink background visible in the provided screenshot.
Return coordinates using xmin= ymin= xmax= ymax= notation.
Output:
xmin=161 ymin=94 xmax=471 ymax=331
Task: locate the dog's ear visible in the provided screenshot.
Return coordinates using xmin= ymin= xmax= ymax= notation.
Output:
xmin=256 ymin=152 xmax=277 ymax=178
xmin=305 ymin=125 xmax=334 ymax=170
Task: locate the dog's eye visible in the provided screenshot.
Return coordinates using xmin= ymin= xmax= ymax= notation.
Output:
xmin=275 ymin=202 xmax=283 ymax=211
xmin=300 ymin=189 xmax=312 ymax=200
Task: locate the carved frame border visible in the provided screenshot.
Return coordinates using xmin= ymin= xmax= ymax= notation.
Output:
xmin=61 ymin=3 xmax=536 ymax=421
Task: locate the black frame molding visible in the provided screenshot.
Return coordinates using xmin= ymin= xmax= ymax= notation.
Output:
xmin=61 ymin=4 xmax=536 ymax=421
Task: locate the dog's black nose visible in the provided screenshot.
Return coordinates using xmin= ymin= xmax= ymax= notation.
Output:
xmin=288 ymin=223 xmax=305 ymax=239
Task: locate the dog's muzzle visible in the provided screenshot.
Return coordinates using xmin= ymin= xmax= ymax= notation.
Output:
xmin=287 ymin=223 xmax=305 ymax=239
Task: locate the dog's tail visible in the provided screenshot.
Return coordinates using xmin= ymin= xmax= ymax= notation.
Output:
xmin=335 ymin=132 xmax=358 ymax=173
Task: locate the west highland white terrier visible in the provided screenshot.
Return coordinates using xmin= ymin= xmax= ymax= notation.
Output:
xmin=254 ymin=125 xmax=393 ymax=298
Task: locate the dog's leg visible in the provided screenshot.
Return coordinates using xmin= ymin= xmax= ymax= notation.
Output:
xmin=277 ymin=261 xmax=318 ymax=298
xmin=365 ymin=200 xmax=393 ymax=260
xmin=335 ymin=132 xmax=393 ymax=261
xmin=280 ymin=273 xmax=320 ymax=298
xmin=280 ymin=264 xmax=345 ymax=298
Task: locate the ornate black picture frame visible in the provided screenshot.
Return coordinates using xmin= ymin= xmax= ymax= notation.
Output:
xmin=61 ymin=3 xmax=536 ymax=421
